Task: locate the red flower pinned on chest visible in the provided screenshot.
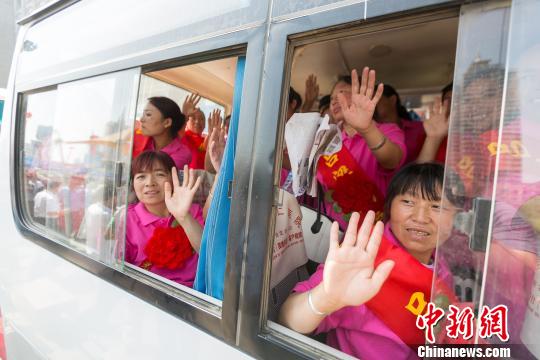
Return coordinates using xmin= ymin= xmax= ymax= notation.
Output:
xmin=331 ymin=174 xmax=380 ymax=215
xmin=142 ymin=223 xmax=193 ymax=270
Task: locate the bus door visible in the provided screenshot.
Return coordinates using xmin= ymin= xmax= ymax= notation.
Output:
xmin=432 ymin=1 xmax=540 ymax=356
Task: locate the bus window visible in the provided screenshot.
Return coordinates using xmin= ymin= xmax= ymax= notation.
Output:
xmin=265 ymin=13 xmax=460 ymax=358
xmin=123 ymin=55 xmax=242 ymax=300
xmin=434 ymin=1 xmax=540 ymax=357
xmin=19 ymin=69 xmax=139 ymax=266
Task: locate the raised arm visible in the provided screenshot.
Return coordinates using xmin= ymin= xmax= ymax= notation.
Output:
xmin=204 ymin=109 xmax=223 ymax=173
xmin=203 ymin=127 xmax=227 ymax=219
xmin=182 ymin=93 xmax=202 ymax=117
xmin=301 ymin=74 xmax=320 ymax=113
xmin=279 ymin=211 xmax=394 ymax=334
xmin=165 ymin=165 xmax=203 ymax=252
xmin=338 ymin=67 xmax=403 ymax=169
xmin=416 ymin=98 xmax=449 ymax=163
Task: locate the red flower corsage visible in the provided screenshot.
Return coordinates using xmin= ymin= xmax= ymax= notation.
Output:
xmin=143 ymin=222 xmax=193 ymax=270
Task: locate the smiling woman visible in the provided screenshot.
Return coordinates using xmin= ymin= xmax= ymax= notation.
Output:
xmin=126 ymin=151 xmax=204 ymax=287
xmin=278 ymin=163 xmax=464 ymax=359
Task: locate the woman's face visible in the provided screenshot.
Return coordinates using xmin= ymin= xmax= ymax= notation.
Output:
xmin=186 ymin=110 xmax=206 ymax=134
xmin=133 ymin=162 xmax=172 ymax=206
xmin=389 ymin=190 xmax=457 ymax=264
xmin=330 ymin=82 xmax=352 ymax=123
xmin=140 ymin=102 xmax=171 ymax=137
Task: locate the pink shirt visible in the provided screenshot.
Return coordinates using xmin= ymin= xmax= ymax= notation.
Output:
xmin=293 ymin=224 xmax=419 ymax=360
xmin=317 ymin=123 xmax=407 ymax=229
xmin=125 ymin=202 xmax=203 ymax=287
xmin=145 ymin=137 xmax=192 ymax=169
xmin=401 ymin=119 xmax=426 ymax=164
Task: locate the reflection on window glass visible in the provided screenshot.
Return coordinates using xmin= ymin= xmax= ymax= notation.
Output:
xmin=434 ymin=1 xmax=539 ymax=356
xmin=124 ymin=56 xmax=241 ymax=300
xmin=268 ymin=14 xmax=462 ymax=360
xmin=21 ymin=70 xmax=138 ymax=265
xmin=485 ymin=0 xmax=540 ymax=357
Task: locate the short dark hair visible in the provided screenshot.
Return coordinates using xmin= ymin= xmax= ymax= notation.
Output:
xmin=383 ymin=163 xmax=465 ymax=220
xmin=288 ymin=87 xmax=302 ymax=112
xmin=131 ymin=150 xmax=175 ymax=179
xmin=318 ymin=94 xmax=330 ymax=112
xmin=379 ymin=84 xmax=411 ymax=121
xmin=147 ymin=96 xmax=186 ymax=137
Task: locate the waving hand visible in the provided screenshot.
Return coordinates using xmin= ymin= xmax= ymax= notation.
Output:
xmin=164 ymin=165 xmax=202 ymax=221
xmin=321 ymin=211 xmax=394 ymax=311
xmin=338 ymin=67 xmax=384 ymax=133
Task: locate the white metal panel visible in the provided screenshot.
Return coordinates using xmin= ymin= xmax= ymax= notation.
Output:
xmin=16 ymin=0 xmax=267 ymax=84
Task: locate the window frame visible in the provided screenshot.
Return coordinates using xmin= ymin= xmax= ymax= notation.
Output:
xmin=10 ymin=22 xmax=261 ymax=346
xmin=235 ymin=2 xmax=463 ymax=359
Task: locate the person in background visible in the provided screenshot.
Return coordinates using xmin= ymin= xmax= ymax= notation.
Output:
xmin=318 ymin=94 xmax=331 ymax=117
xmin=33 ymin=180 xmax=61 ymax=230
xmin=136 ymin=96 xmax=192 ymax=169
xmin=375 ymin=84 xmax=425 ymax=164
xmin=318 ymin=67 xmax=406 ymax=229
xmin=280 ymin=163 xmax=462 ymax=360
xmin=125 ymin=151 xmax=203 ymax=287
xmin=286 ymin=87 xmax=303 ymax=121
xmin=416 ymin=83 xmax=452 ymax=164
xmin=281 ymin=87 xmax=304 ymax=185
xmin=181 ymin=108 xmax=206 ymax=169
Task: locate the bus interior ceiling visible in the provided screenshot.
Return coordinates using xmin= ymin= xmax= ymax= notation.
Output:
xmin=146 ymin=56 xmax=238 ymax=114
xmin=290 ymin=16 xmax=459 ymax=114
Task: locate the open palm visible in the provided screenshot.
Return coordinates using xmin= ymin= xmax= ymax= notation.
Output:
xmin=209 ymin=126 xmax=227 ymax=172
xmin=338 ymin=67 xmax=384 ymax=132
xmin=423 ymin=98 xmax=449 ymax=138
xmin=164 ymin=165 xmax=202 ymax=221
xmin=322 ymin=211 xmax=394 ymax=309
xmin=182 ymin=93 xmax=201 ymax=116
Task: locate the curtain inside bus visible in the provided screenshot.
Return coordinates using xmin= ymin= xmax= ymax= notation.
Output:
xmin=194 ymin=56 xmax=246 ymax=299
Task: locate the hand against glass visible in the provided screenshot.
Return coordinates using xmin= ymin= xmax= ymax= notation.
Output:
xmin=423 ymin=98 xmax=450 ymax=139
xmin=182 ymin=93 xmax=201 ymax=116
xmin=302 ymin=74 xmax=319 ymax=112
xmin=338 ymin=67 xmax=384 ymax=133
xmin=164 ymin=165 xmax=202 ymax=221
xmin=321 ymin=211 xmax=394 ymax=312
xmin=208 ymin=126 xmax=227 ymax=173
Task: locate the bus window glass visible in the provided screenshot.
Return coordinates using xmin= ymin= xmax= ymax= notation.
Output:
xmin=267 ymin=15 xmax=459 ymax=358
xmin=124 ymin=56 xmax=241 ymax=300
xmin=20 ymin=69 xmax=138 ymax=266
xmin=431 ymin=0 xmax=516 ymax=347
xmin=483 ymin=0 xmax=540 ymax=356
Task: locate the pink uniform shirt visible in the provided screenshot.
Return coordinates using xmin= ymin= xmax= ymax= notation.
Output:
xmin=145 ymin=137 xmax=192 ymax=169
xmin=293 ymin=224 xmax=417 ymax=359
xmin=293 ymin=223 xmax=454 ymax=360
xmin=125 ymin=202 xmax=204 ymax=287
xmin=317 ymin=123 xmax=407 ymax=229
xmin=401 ymin=119 xmax=426 ymax=164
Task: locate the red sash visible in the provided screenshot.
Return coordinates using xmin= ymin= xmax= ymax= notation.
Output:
xmin=181 ymin=130 xmax=206 ymax=169
xmin=318 ymin=145 xmax=384 ymax=222
xmin=365 ymin=235 xmax=457 ymax=346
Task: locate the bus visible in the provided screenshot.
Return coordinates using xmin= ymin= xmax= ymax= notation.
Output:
xmin=0 ymin=0 xmax=539 ymax=359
